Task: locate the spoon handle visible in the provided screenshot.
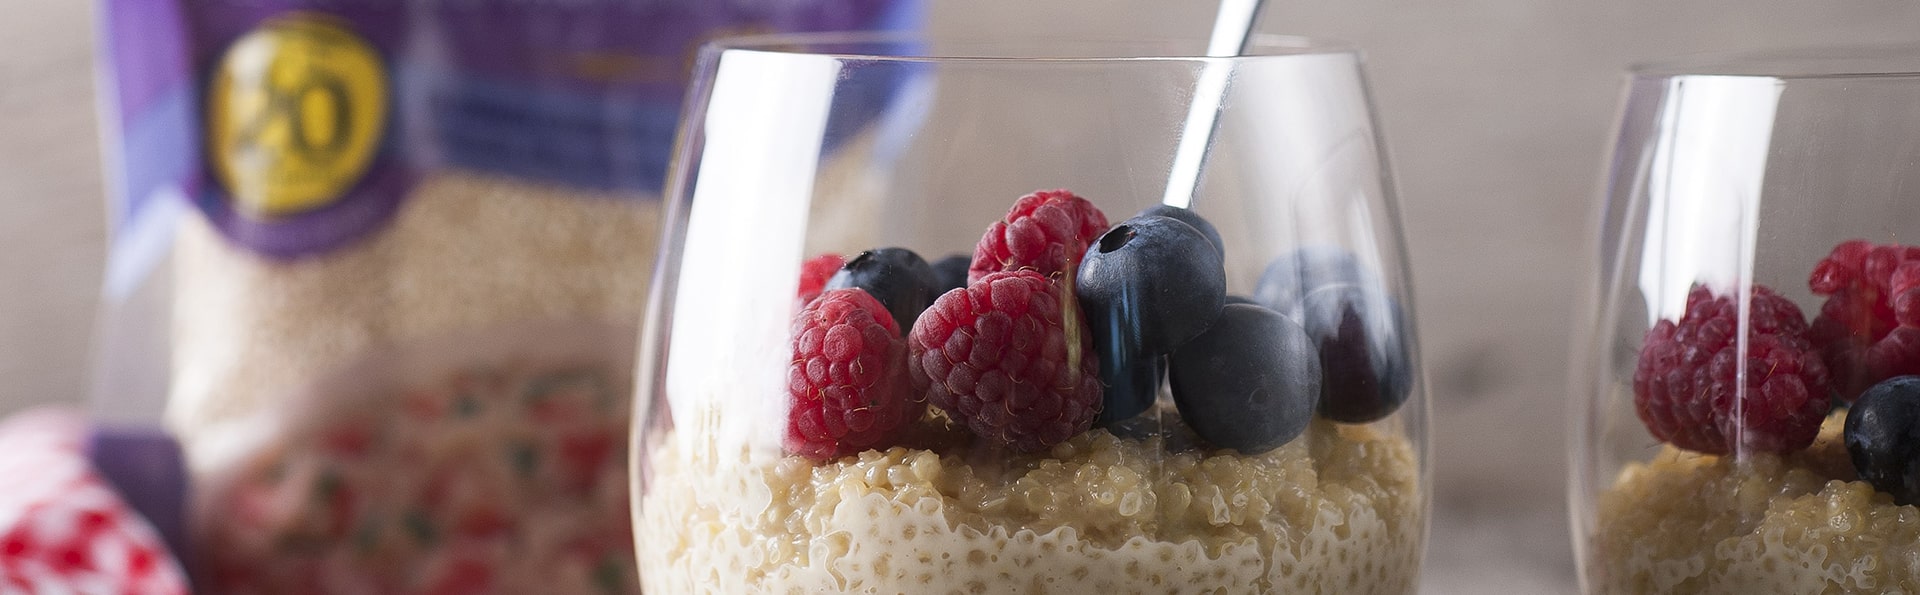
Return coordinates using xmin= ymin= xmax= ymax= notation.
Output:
xmin=1163 ymin=0 xmax=1267 ymax=209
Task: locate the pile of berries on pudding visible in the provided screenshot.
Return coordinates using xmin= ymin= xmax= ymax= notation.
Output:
xmin=785 ymin=189 xmax=1411 ymax=461
xmin=1633 ymin=239 xmax=1920 ymax=502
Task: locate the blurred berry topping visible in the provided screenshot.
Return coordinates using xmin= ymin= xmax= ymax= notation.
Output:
xmin=1254 ymin=247 xmax=1366 ymax=315
xmin=1299 ymin=284 xmax=1414 ymax=424
xmin=1808 ymin=240 xmax=1920 ymax=400
xmin=1255 ymin=248 xmax=1412 ymax=424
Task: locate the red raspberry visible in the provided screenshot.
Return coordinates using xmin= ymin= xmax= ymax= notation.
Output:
xmin=907 ymin=270 xmax=1103 ymax=451
xmin=787 ymin=288 xmax=923 ymax=460
xmin=1633 ymin=284 xmax=1831 ymax=455
xmin=1807 ymin=240 xmax=1920 ymax=400
xmin=796 ymin=253 xmax=845 ymax=309
xmin=968 ymin=189 xmax=1110 ymax=284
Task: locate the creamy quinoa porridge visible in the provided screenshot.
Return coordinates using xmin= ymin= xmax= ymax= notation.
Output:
xmin=1594 ymin=412 xmax=1920 ymax=595
xmin=637 ymin=416 xmax=1422 ymax=594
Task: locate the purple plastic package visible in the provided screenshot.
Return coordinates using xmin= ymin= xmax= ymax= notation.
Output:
xmin=89 ymin=1 xmax=921 ymax=592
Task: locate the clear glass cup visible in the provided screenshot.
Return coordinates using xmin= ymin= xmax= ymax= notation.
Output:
xmin=1571 ymin=47 xmax=1920 ymax=594
xmin=633 ymin=32 xmax=1429 ymax=593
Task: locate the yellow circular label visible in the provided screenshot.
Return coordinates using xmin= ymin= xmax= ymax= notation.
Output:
xmin=208 ymin=14 xmax=388 ymax=218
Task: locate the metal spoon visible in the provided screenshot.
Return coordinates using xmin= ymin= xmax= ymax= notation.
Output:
xmin=1161 ymin=0 xmax=1267 ymax=208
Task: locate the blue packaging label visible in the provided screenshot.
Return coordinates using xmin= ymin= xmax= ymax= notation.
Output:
xmin=99 ymin=0 xmax=922 ymax=260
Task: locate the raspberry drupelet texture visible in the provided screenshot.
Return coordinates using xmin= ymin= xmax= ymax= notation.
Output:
xmin=1807 ymin=240 xmax=1920 ymax=400
xmin=968 ymin=190 xmax=1110 ymax=283
xmin=1633 ymin=284 xmax=1832 ymax=455
xmin=787 ymin=288 xmax=923 ymax=461
xmin=796 ymin=253 xmax=845 ymax=310
xmin=908 ymin=270 xmax=1103 ymax=452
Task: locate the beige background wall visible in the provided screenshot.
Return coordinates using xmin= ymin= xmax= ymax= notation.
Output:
xmin=6 ymin=1 xmax=1920 ymax=591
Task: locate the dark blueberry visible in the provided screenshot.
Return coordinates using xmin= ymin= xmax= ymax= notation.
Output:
xmin=1094 ymin=355 xmax=1164 ymax=427
xmin=826 ymin=248 xmax=939 ymax=332
xmin=1077 ymin=217 xmax=1224 ymax=425
xmin=1225 ymin=295 xmax=1258 ymax=306
xmin=1076 ymin=216 xmax=1227 ymax=354
xmin=1086 ymin=290 xmax=1165 ymax=428
xmin=1846 ymin=376 xmax=1920 ymax=504
xmin=1300 ymin=284 xmax=1414 ymax=423
xmin=1136 ymin=204 xmax=1223 ymax=261
xmin=1168 ymin=304 xmax=1321 ymax=454
xmin=1077 ymin=217 xmax=1226 ymax=425
xmin=930 ymin=253 xmax=971 ymax=296
xmin=1253 ymin=247 xmax=1367 ymax=314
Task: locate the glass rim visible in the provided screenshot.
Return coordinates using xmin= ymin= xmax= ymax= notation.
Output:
xmin=698 ymin=30 xmax=1357 ymax=63
xmin=1631 ymin=43 xmax=1920 ymax=80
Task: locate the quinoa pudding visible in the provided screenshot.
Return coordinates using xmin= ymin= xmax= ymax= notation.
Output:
xmin=1593 ymin=412 xmax=1920 ymax=595
xmin=636 ymin=416 xmax=1422 ymax=594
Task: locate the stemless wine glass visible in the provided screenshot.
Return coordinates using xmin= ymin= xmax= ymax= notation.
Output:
xmin=634 ymin=32 xmax=1429 ymax=593
xmin=1571 ymin=47 xmax=1920 ymax=594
